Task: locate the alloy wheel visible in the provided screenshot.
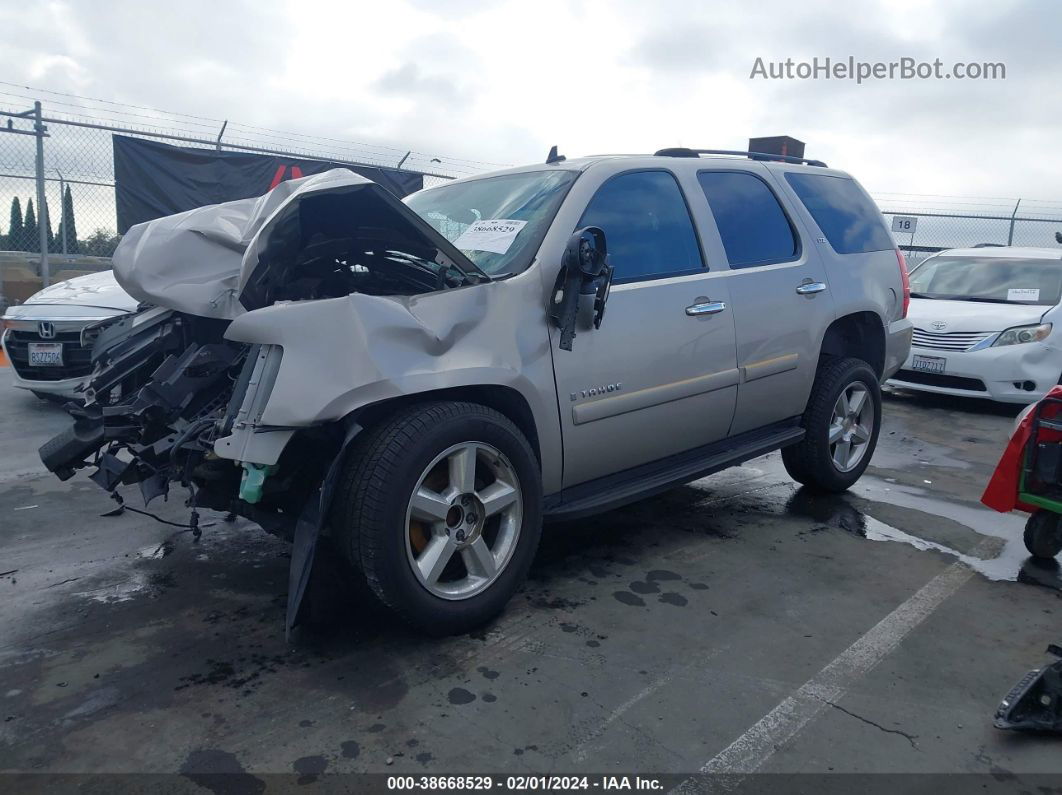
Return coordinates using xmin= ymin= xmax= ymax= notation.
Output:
xmin=404 ymin=442 xmax=523 ymax=600
xmin=829 ymin=383 xmax=875 ymax=472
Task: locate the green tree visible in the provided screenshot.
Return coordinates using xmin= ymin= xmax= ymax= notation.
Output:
xmin=43 ymin=197 xmax=54 ymax=250
xmin=8 ymin=197 xmax=23 ymax=252
xmin=61 ymin=185 xmax=79 ymax=254
xmin=80 ymin=228 xmax=121 ymax=257
xmin=23 ymin=198 xmax=38 ymax=253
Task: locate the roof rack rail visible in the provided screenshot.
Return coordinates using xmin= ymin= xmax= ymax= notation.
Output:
xmin=653 ymin=147 xmax=828 ymax=168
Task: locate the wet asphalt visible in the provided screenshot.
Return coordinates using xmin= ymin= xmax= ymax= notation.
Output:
xmin=0 ymin=375 xmax=1060 ymax=782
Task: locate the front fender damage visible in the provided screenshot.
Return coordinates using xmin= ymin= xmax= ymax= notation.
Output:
xmin=37 ymin=170 xmax=537 ymax=636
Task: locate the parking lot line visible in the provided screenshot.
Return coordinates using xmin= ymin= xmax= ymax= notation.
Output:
xmin=676 ymin=557 xmax=976 ymax=789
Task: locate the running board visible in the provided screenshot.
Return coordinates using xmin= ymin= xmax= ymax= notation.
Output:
xmin=544 ymin=420 xmax=804 ymax=522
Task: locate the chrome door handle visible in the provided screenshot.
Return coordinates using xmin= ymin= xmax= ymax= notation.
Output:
xmin=795 ymin=281 xmax=827 ymax=295
xmin=685 ymin=301 xmax=727 ymax=316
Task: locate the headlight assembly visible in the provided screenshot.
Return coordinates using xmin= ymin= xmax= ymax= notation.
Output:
xmin=993 ymin=323 xmax=1052 ymax=347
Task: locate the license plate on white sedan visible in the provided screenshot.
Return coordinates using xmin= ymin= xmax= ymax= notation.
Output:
xmin=911 ymin=354 xmax=946 ymax=375
xmin=28 ymin=342 xmax=63 ymax=366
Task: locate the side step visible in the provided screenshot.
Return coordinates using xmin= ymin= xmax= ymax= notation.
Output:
xmin=544 ymin=421 xmax=803 ymax=522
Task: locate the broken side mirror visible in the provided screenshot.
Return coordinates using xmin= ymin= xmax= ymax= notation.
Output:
xmin=549 ymin=226 xmax=613 ymax=351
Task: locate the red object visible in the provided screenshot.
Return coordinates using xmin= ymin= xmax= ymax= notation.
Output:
xmin=268 ymin=164 xmax=305 ymax=191
xmin=982 ymin=386 xmax=1062 ymax=513
xmin=895 ymin=249 xmax=911 ymax=318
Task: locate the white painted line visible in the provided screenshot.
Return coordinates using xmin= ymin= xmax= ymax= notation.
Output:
xmin=572 ymin=677 xmax=671 ymax=762
xmin=674 ymin=559 xmax=975 ymax=791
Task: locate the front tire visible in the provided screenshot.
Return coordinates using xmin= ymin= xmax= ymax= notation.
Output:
xmin=783 ymin=357 xmax=882 ymax=493
xmin=331 ymin=401 xmax=542 ymax=635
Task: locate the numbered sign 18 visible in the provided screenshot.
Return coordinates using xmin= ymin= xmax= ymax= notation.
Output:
xmin=891 ymin=216 xmax=918 ymax=234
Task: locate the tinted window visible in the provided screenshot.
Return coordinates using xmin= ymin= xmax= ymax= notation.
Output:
xmin=909 ymin=256 xmax=1062 ymax=305
xmin=697 ymin=171 xmax=797 ymax=268
xmin=578 ymin=171 xmax=703 ymax=281
xmin=785 ymin=173 xmax=893 ymax=254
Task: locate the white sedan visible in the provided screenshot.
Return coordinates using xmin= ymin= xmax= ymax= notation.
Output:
xmin=889 ymin=246 xmax=1062 ymax=404
xmin=1 ymin=270 xmax=138 ymax=399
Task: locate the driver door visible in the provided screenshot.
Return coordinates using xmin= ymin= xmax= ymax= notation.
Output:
xmin=549 ymin=169 xmax=739 ymax=488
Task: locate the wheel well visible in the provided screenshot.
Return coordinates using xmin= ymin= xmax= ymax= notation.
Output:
xmin=354 ymin=385 xmax=542 ymax=464
xmin=819 ymin=312 xmax=886 ymax=376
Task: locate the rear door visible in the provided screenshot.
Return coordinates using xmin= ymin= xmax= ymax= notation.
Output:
xmin=694 ymin=166 xmax=836 ymax=435
xmin=548 ymin=169 xmax=739 ymax=488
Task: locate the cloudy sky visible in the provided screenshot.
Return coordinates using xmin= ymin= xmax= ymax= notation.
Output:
xmin=0 ymin=0 xmax=1060 ymax=203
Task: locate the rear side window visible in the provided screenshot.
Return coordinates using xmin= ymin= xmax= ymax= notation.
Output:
xmin=578 ymin=170 xmax=703 ymax=282
xmin=697 ymin=171 xmax=797 ymax=268
xmin=784 ymin=173 xmax=893 ymax=254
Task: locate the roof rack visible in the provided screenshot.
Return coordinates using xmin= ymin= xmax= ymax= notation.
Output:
xmin=653 ymin=147 xmax=828 ymax=168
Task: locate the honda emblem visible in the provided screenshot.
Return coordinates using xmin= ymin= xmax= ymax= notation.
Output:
xmin=38 ymin=321 xmax=56 ymax=339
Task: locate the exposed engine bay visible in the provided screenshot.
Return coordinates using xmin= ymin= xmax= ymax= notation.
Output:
xmin=40 ymin=170 xmax=484 ymax=544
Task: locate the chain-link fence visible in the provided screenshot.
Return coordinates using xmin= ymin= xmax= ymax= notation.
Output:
xmin=0 ymin=89 xmax=505 ymax=310
xmin=3 ymin=87 xmax=1062 ymax=311
xmin=879 ymin=195 xmax=1062 ymax=268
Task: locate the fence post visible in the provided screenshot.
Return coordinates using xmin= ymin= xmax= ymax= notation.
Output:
xmin=33 ymin=100 xmax=50 ymax=287
xmin=1007 ymin=198 xmax=1022 ymax=246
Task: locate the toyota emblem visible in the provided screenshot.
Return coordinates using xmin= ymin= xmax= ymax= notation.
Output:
xmin=931 ymin=320 xmax=947 ymax=331
xmin=38 ymin=321 xmax=56 ymax=339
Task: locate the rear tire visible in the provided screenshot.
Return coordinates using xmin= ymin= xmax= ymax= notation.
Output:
xmin=1024 ymin=511 xmax=1062 ymax=559
xmin=783 ymin=357 xmax=882 ymax=493
xmin=331 ymin=401 xmax=542 ymax=636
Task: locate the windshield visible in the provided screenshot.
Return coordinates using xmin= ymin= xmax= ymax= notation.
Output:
xmin=404 ymin=170 xmax=579 ymax=276
xmin=908 ymin=256 xmax=1062 ymax=305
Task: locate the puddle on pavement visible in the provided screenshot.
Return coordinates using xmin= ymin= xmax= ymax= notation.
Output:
xmin=137 ymin=540 xmax=176 ymax=560
xmin=784 ymin=477 xmax=1062 ymax=592
xmin=677 ymin=455 xmax=1061 ymax=593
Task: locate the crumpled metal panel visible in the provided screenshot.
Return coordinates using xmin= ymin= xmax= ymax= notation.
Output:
xmin=112 ymin=169 xmax=482 ymax=320
xmin=218 ymin=266 xmax=563 ymax=493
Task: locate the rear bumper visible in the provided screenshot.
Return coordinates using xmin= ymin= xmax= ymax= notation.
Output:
xmin=888 ymin=339 xmax=1060 ymax=404
xmin=882 ymin=318 xmax=913 ymax=380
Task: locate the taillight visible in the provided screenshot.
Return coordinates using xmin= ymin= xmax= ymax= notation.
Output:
xmin=895 ymin=249 xmax=911 ymax=318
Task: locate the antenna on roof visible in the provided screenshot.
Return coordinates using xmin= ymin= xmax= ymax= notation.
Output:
xmin=546 ymin=145 xmax=566 ymax=164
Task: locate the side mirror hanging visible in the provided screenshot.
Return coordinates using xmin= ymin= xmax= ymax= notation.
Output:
xmin=549 ymin=226 xmax=613 ymax=351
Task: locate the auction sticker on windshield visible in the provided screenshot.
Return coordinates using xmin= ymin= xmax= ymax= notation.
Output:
xmin=1008 ymin=288 xmax=1040 ymax=302
xmin=453 ymin=219 xmax=528 ymax=254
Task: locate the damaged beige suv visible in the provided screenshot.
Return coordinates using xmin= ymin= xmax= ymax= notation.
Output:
xmin=42 ymin=150 xmax=913 ymax=635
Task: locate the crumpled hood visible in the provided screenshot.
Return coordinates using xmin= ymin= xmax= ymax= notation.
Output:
xmin=111 ymin=168 xmax=481 ymax=320
xmin=908 ymin=297 xmax=1048 ymax=333
xmin=20 ymin=270 xmax=138 ymax=312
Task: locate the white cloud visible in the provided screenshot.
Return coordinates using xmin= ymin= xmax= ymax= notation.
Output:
xmin=0 ymin=0 xmax=1058 ymax=200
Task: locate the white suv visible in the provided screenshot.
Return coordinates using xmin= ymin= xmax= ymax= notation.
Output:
xmin=890 ymin=246 xmax=1062 ymax=404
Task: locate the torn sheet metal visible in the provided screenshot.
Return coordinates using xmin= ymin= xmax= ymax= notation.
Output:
xmin=216 ymin=270 xmax=560 ymax=456
xmin=112 ymin=169 xmax=484 ymax=320
xmin=995 ymin=643 xmax=1062 ymax=733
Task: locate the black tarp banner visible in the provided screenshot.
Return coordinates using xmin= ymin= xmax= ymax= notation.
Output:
xmin=113 ymin=135 xmax=425 ymax=233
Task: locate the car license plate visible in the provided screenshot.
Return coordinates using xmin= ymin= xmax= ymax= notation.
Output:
xmin=911 ymin=354 xmax=945 ymax=375
xmin=28 ymin=342 xmax=63 ymax=367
